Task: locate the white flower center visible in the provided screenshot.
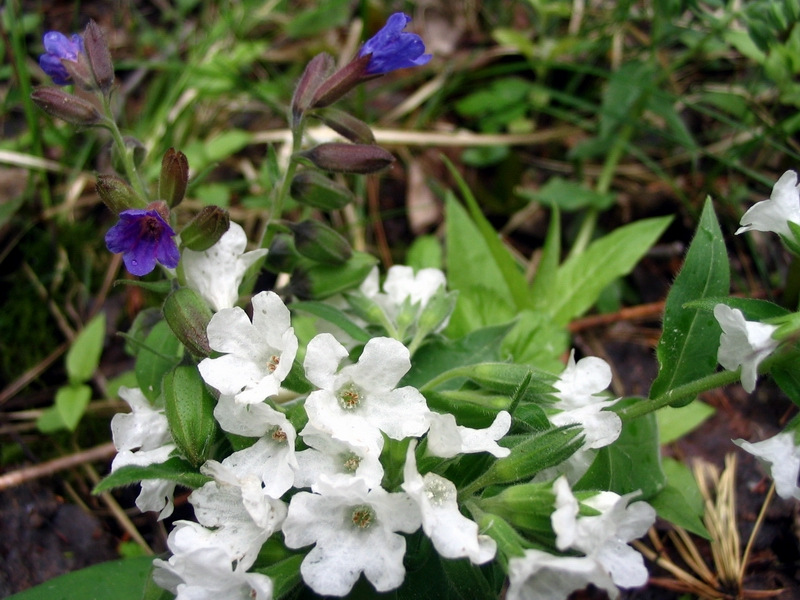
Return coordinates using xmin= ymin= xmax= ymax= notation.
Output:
xmin=270 ymin=426 xmax=288 ymax=443
xmin=341 ymin=452 xmax=361 ymax=474
xmin=338 ymin=383 xmax=363 ymax=410
xmin=424 ymin=477 xmax=452 ymax=506
xmin=350 ymin=504 xmax=375 ymax=529
xmin=266 ymin=354 xmax=280 ymax=373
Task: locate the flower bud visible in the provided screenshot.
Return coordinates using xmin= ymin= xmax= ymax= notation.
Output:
xmin=162 ymin=364 xmax=219 ymax=466
xmin=83 ymin=20 xmax=114 ymax=93
xmin=60 ymin=51 xmax=97 ymax=91
xmin=477 ymin=483 xmax=556 ymax=538
xmin=344 ymin=290 xmax=389 ymax=326
xmin=296 ymin=143 xmax=394 ymax=174
xmin=310 ymin=54 xmax=373 ymax=109
xmin=468 ymin=363 xmax=558 ymax=397
xmin=292 ymin=53 xmax=335 ymax=124
xmin=264 ymin=233 xmax=301 ymax=273
xmin=481 ymin=426 xmax=584 ymax=486
xmin=159 ymin=148 xmax=190 ymax=207
xmin=180 ymin=206 xmax=230 ymax=251
xmin=475 ymin=513 xmax=526 ymax=560
xmin=30 ymin=88 xmax=103 ymax=126
xmin=163 ymin=287 xmax=213 ymax=358
xmin=96 ymin=174 xmax=146 ymax=213
xmin=416 ymin=287 xmax=458 ymax=336
xmin=313 ymin=108 xmax=375 ymax=144
xmin=289 ymin=220 xmax=352 ymax=265
xmin=290 ymin=171 xmax=355 ymax=210
xmin=288 ymin=251 xmax=377 ymax=299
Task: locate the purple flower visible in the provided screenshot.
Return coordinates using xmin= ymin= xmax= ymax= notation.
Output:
xmin=358 ymin=13 xmax=431 ymax=75
xmin=39 ymin=32 xmax=84 ymax=86
xmin=105 ymin=209 xmax=180 ymax=276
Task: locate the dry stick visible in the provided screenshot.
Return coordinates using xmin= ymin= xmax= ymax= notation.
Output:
xmin=0 ymin=442 xmax=116 ymax=490
xmin=739 ymin=482 xmax=776 ymax=584
xmin=568 ymin=300 xmax=666 ymax=333
xmin=367 ymin=174 xmax=392 ymax=268
xmin=0 ymin=341 xmax=70 ymax=406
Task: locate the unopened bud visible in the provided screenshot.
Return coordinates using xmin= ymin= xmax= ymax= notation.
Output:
xmin=417 ymin=288 xmax=458 ymax=335
xmin=96 ymin=174 xmax=146 ymax=213
xmin=163 ymin=364 xmax=219 ymax=466
xmin=159 ymin=148 xmax=189 ymax=207
xmin=181 ymin=206 xmax=230 ymax=251
xmin=468 ymin=363 xmax=557 ymax=396
xmin=292 ymin=53 xmax=335 ymax=124
xmin=264 ymin=233 xmax=301 ymax=273
xmin=344 ymin=290 xmax=388 ymax=326
xmin=30 ymin=87 xmax=103 ymax=126
xmin=288 ymin=251 xmax=377 ymax=299
xmin=163 ymin=287 xmax=213 ymax=358
xmin=478 ymin=483 xmax=556 ymax=538
xmin=60 ymin=51 xmax=97 ymax=92
xmin=310 ymin=54 xmax=373 ymax=108
xmin=314 ymin=108 xmax=375 ymax=144
xmin=290 ymin=171 xmax=355 ymax=210
xmin=289 ymin=220 xmax=352 ymax=265
xmin=83 ymin=20 xmax=114 ymax=92
xmin=296 ymin=143 xmax=394 ymax=174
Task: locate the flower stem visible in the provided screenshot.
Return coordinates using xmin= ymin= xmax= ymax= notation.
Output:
xmin=100 ymin=94 xmax=148 ymax=201
xmin=261 ymin=118 xmax=305 ymax=250
xmin=618 ymin=353 xmax=784 ymax=422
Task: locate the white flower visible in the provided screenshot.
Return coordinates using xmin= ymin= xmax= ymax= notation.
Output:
xmin=402 ymin=441 xmax=496 ymax=563
xmin=362 ymin=265 xmax=446 ymax=314
xmin=536 ymin=352 xmax=621 ymax=483
xmin=110 ymin=387 xmax=176 ymax=519
xmin=295 ymin=424 xmax=384 ymax=489
xmin=282 ymin=477 xmax=421 ymax=596
xmin=182 ymin=222 xmax=268 ymax=312
xmin=198 ymin=291 xmax=298 ymax=405
xmin=552 ymin=476 xmax=655 ymax=589
xmin=714 ymin=304 xmax=779 ymax=393
xmin=206 ymin=398 xmax=299 ymax=499
xmin=152 ymin=522 xmax=273 ymax=600
xmin=736 ymin=170 xmax=800 ymax=238
xmin=303 ymin=333 xmax=429 ymax=453
xmin=734 ymin=432 xmax=800 ymax=500
xmin=188 ymin=462 xmax=287 ymax=563
xmin=506 ymin=549 xmax=618 ymax=600
xmin=425 ymin=410 xmax=511 ymax=458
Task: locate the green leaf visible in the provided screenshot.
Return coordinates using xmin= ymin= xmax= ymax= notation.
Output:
xmin=519 ymin=177 xmax=615 ymax=212
xmin=65 ymin=312 xmax=105 ymax=385
xmin=440 ymin=557 xmax=495 ymax=600
xmin=37 ymin=384 xmax=92 ymax=433
xmin=486 ymin=426 xmax=584 ymax=485
xmin=93 ymin=457 xmax=211 ymax=494
xmin=771 ymin=349 xmax=800 ymax=408
xmin=286 ymin=0 xmax=351 ymax=37
xmin=403 ymin=323 xmax=514 ymax=390
xmin=657 ymin=401 xmax=716 ymax=445
xmin=5 ymin=556 xmax=155 ymax=600
xmin=289 ymin=301 xmax=372 ymax=343
xmin=682 ymin=296 xmax=790 ymax=321
xmin=598 ymin=61 xmax=654 ymax=139
xmin=650 ymin=198 xmax=730 ymax=404
xmin=163 ymin=365 xmax=219 ymax=466
xmin=406 ymin=235 xmax=443 ymax=270
xmin=550 ymin=216 xmax=672 ymax=325
xmin=649 ymin=457 xmax=710 ymax=539
xmin=575 ymin=409 xmax=666 ymax=499
xmin=501 ymin=309 xmax=569 ymax=372
xmin=135 ymin=320 xmax=183 ymax=403
xmin=529 ymin=207 xmax=560 ymax=311
xmin=443 ymin=159 xmax=532 ymax=312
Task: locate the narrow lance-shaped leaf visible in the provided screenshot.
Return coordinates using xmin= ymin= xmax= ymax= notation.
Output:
xmin=649 ymin=198 xmax=729 ymax=403
xmin=93 ymin=457 xmax=212 ymax=494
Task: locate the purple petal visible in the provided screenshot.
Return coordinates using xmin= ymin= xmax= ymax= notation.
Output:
xmin=40 ymin=31 xmax=84 ymax=85
xmin=105 ymin=209 xmax=179 ymax=276
xmin=358 ymin=13 xmax=430 ymax=75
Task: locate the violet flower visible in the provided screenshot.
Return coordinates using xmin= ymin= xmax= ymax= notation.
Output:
xmin=359 ymin=13 xmax=431 ymax=75
xmin=105 ymin=209 xmax=180 ymax=276
xmin=39 ymin=32 xmax=84 ymax=86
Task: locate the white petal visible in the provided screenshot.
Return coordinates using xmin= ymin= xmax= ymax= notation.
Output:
xmin=734 ymin=432 xmax=800 ymax=500
xmin=304 ymin=333 xmax=349 ymax=390
xmin=737 ymin=170 xmax=800 ymax=237
xmin=507 ymin=550 xmax=619 ymax=600
xmin=714 ymin=304 xmax=779 ymax=393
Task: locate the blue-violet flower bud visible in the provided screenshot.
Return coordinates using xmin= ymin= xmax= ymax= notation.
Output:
xmin=358 ymin=13 xmax=431 ymax=75
xmin=105 ymin=208 xmax=180 ymax=276
xmin=39 ymin=32 xmax=84 ymax=86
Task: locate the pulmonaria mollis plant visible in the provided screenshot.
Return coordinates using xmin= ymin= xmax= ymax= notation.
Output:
xmin=30 ymin=12 xmax=800 ymax=600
